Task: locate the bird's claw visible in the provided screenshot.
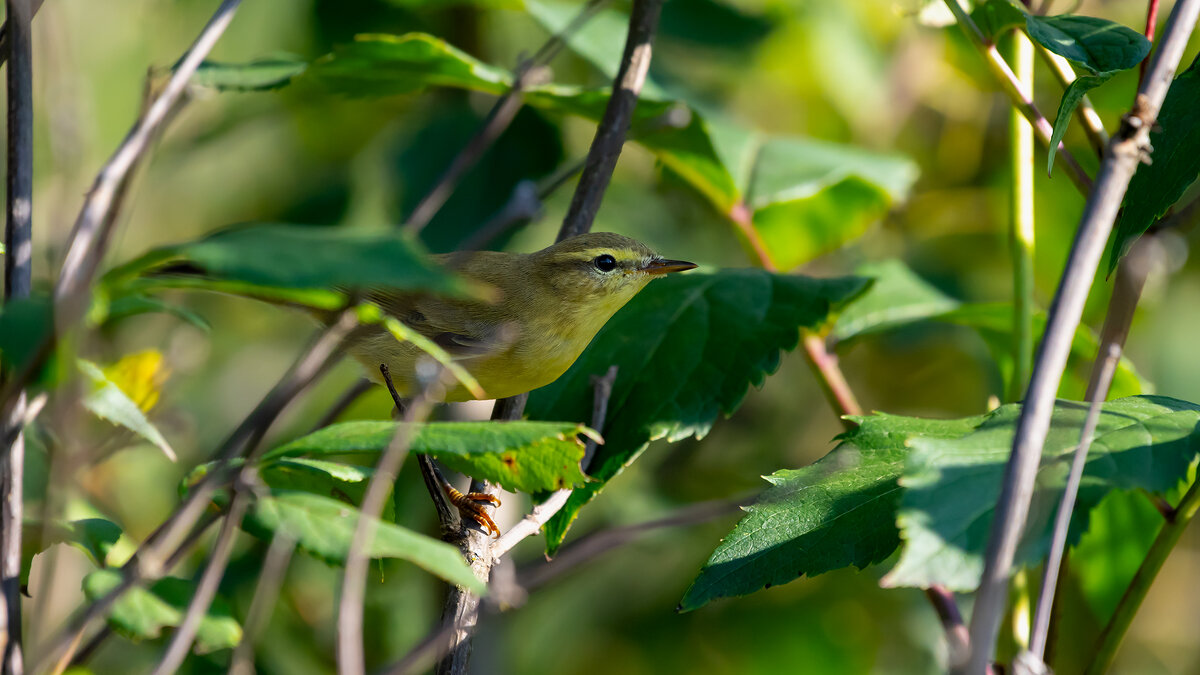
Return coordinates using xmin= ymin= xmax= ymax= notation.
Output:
xmin=445 ymin=487 xmax=502 ymax=538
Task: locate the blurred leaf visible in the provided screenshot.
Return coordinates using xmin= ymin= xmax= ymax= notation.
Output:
xmin=528 ymin=270 xmax=870 ymax=553
xmin=1069 ymin=488 xmax=1162 ymax=622
xmin=243 ymin=491 xmax=485 ymax=593
xmin=1109 ymin=54 xmax=1200 ymax=274
xmin=83 ymin=570 xmax=242 ymax=653
xmin=306 ymin=33 xmax=511 ymax=97
xmin=79 ymin=360 xmax=176 ymax=461
xmin=192 ymin=56 xmax=308 ymax=91
xmin=658 ymin=0 xmax=775 ymax=50
xmin=102 ymin=350 xmax=169 ymax=413
xmin=266 ymin=420 xmax=596 ymax=493
xmin=104 ymin=223 xmax=473 ymax=309
xmin=831 ymin=259 xmax=959 ymax=343
xmin=1048 ymin=73 xmax=1110 ymax=175
xmin=0 ymin=294 xmax=51 ymax=373
xmin=259 ymin=457 xmax=396 ymax=522
xmin=681 ymin=413 xmax=981 ymax=611
xmin=23 ymin=518 xmax=122 ymax=585
xmin=884 ymin=396 xmax=1200 ymax=590
xmin=99 ymin=294 xmax=211 ymax=332
xmin=1024 ymin=15 xmax=1150 ymax=76
xmin=935 ymin=303 xmax=1147 ymax=399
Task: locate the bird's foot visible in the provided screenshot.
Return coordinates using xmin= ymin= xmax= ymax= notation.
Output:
xmin=444 ymin=485 xmax=501 ymax=538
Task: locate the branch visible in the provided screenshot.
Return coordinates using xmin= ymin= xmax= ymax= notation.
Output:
xmin=557 ymin=0 xmax=665 ymax=240
xmin=1083 ymin=474 xmax=1200 ymax=674
xmin=942 ymin=0 xmax=1092 ymax=196
xmin=1 ymin=1 xmax=34 ymax=670
xmin=0 ymin=0 xmax=42 ymax=70
xmin=491 ymin=365 xmax=618 ymax=559
xmin=1007 ymin=28 xmax=1035 ymax=404
xmin=405 ymin=0 xmax=608 ymax=233
xmin=926 ymin=586 xmax=971 ymax=669
xmin=228 ymin=532 xmax=295 ymax=675
xmin=1140 ymin=0 xmax=1161 ymax=86
xmin=149 ymin=490 xmax=252 ymax=675
xmin=964 ymin=0 xmax=1200 ymax=670
xmin=338 ymin=377 xmax=440 ymax=675
xmin=31 ymin=310 xmax=356 ymax=674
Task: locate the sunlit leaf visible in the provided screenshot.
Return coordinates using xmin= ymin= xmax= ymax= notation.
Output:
xmin=79 ymin=359 xmax=176 ymax=461
xmin=265 ymin=420 xmax=596 ymax=494
xmin=831 ymin=259 xmax=959 ymax=343
xmin=23 ymin=518 xmax=122 ymax=585
xmin=193 ymin=56 xmax=308 ymax=91
xmin=83 ymin=570 xmax=242 ymax=653
xmin=528 ymin=270 xmax=869 ymax=553
xmin=259 ymin=457 xmax=396 ymax=522
xmin=1024 ymin=15 xmax=1149 ymax=76
xmin=1109 ymin=54 xmax=1200 ymax=274
xmin=243 ymin=491 xmax=485 ymax=593
xmin=1047 ymin=73 xmax=1110 ymax=175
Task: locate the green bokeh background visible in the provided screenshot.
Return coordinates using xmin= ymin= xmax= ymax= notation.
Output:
xmin=14 ymin=0 xmax=1200 ymax=673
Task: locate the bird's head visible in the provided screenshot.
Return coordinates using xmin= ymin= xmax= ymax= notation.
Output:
xmin=530 ymin=232 xmax=696 ymax=309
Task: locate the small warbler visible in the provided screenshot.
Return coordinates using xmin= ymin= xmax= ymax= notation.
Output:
xmin=349 ymin=232 xmax=696 ymax=402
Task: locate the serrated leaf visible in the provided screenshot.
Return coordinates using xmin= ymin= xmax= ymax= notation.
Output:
xmin=265 ymin=420 xmax=594 ymax=494
xmin=831 ymin=259 xmax=959 ymax=343
xmin=103 ymin=223 xmax=473 ymax=310
xmin=243 ymin=491 xmax=484 ymax=593
xmin=680 ymin=413 xmax=982 ymax=611
xmin=527 ymin=270 xmax=870 ymax=553
xmin=1025 ymin=15 xmax=1150 ymax=75
xmin=1047 ymin=73 xmax=1111 ymax=176
xmin=192 ymin=56 xmax=308 ymax=91
xmin=1109 ymin=54 xmax=1200 ymax=274
xmin=83 ymin=570 xmax=242 ymax=653
xmin=885 ymin=396 xmax=1200 ymax=590
xmin=79 ymin=360 xmax=176 ymax=461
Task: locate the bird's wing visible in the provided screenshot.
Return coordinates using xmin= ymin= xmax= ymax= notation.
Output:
xmin=362 ymin=288 xmax=509 ymax=360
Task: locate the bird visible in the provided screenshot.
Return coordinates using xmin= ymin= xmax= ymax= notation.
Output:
xmin=346 ymin=231 xmax=697 ymax=403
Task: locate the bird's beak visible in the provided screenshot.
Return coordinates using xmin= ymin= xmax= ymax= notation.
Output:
xmin=641 ymin=258 xmax=698 ymax=275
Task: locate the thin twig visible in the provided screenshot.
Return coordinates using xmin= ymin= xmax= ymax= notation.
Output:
xmin=1140 ymin=0 xmax=1161 ymax=87
xmin=964 ymin=1 xmax=1200 ymax=670
xmin=337 ymin=373 xmax=440 ymax=675
xmin=557 ymin=0 xmax=665 ymax=240
xmin=149 ymin=491 xmax=251 ymax=675
xmin=927 ymin=586 xmax=971 ymax=669
xmin=32 ymin=311 xmax=356 ymax=674
xmin=0 ymin=0 xmax=42 ymax=70
xmin=405 ymin=0 xmax=608 ymax=233
xmin=1083 ymin=476 xmax=1200 ymax=674
xmin=229 ymin=533 xmax=296 ymax=675
xmin=942 ymin=0 xmax=1093 ymax=196
xmin=800 ymin=332 xmax=862 ymax=423
xmin=491 ymin=366 xmax=618 ymax=559
xmin=379 ymin=495 xmax=739 ymax=675
xmin=1 ymin=1 xmax=34 ymax=671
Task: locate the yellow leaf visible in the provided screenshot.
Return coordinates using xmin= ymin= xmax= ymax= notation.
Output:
xmin=102 ymin=350 xmax=169 ymax=413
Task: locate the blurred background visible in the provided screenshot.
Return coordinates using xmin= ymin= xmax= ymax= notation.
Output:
xmin=15 ymin=0 xmax=1200 ymax=673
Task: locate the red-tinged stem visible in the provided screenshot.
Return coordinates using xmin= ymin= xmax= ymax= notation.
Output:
xmin=1140 ymin=0 xmax=1161 ymax=86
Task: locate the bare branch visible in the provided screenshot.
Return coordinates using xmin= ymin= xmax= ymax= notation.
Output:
xmin=926 ymin=586 xmax=971 ymax=670
xmin=229 ymin=532 xmax=295 ymax=675
xmin=337 ymin=380 xmax=439 ymax=675
xmin=150 ymin=491 xmax=251 ymax=675
xmin=964 ymin=1 xmax=1200 ymax=670
xmin=558 ymin=0 xmax=665 ymax=240
xmin=1 ymin=1 xmax=35 ymax=670
xmin=491 ymin=366 xmax=617 ymax=559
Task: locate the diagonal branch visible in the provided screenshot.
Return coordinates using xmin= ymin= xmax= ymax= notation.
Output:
xmin=963 ymin=0 xmax=1200 ymax=670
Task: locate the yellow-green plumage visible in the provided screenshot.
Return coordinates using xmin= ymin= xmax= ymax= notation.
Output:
xmin=347 ymin=232 xmax=695 ymax=402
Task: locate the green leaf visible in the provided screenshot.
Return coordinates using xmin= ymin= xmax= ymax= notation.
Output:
xmin=527 ymin=270 xmax=870 ymax=553
xmin=259 ymin=457 xmax=396 ymax=522
xmin=265 ymin=420 xmax=595 ymax=494
xmin=1109 ymin=54 xmax=1200 ymax=274
xmin=83 ymin=570 xmax=242 ymax=653
xmin=1069 ymin=488 xmax=1162 ymax=622
xmin=192 ymin=56 xmax=308 ymax=91
xmin=78 ymin=360 xmax=176 ymax=461
xmin=885 ymin=396 xmax=1200 ymax=590
xmin=680 ymin=412 xmax=982 ymax=611
xmin=831 ymin=259 xmax=960 ymax=343
xmin=99 ymin=294 xmax=211 ymax=332
xmin=104 ymin=223 xmax=473 ymax=310
xmin=23 ymin=518 xmax=122 ymax=585
xmin=306 ymin=33 xmax=512 ymax=97
xmin=0 ymin=294 xmax=52 ymax=373
xmin=243 ymin=491 xmax=485 ymax=593
xmin=1024 ymin=15 xmax=1150 ymax=75
xmin=970 ymin=0 xmax=1027 ymax=41
xmin=1047 ymin=74 xmax=1110 ymax=176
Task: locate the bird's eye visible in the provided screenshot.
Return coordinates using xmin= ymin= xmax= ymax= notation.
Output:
xmin=593 ymin=254 xmax=617 ymax=272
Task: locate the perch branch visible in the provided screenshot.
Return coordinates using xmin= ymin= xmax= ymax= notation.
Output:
xmin=964 ymin=0 xmax=1200 ymax=670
